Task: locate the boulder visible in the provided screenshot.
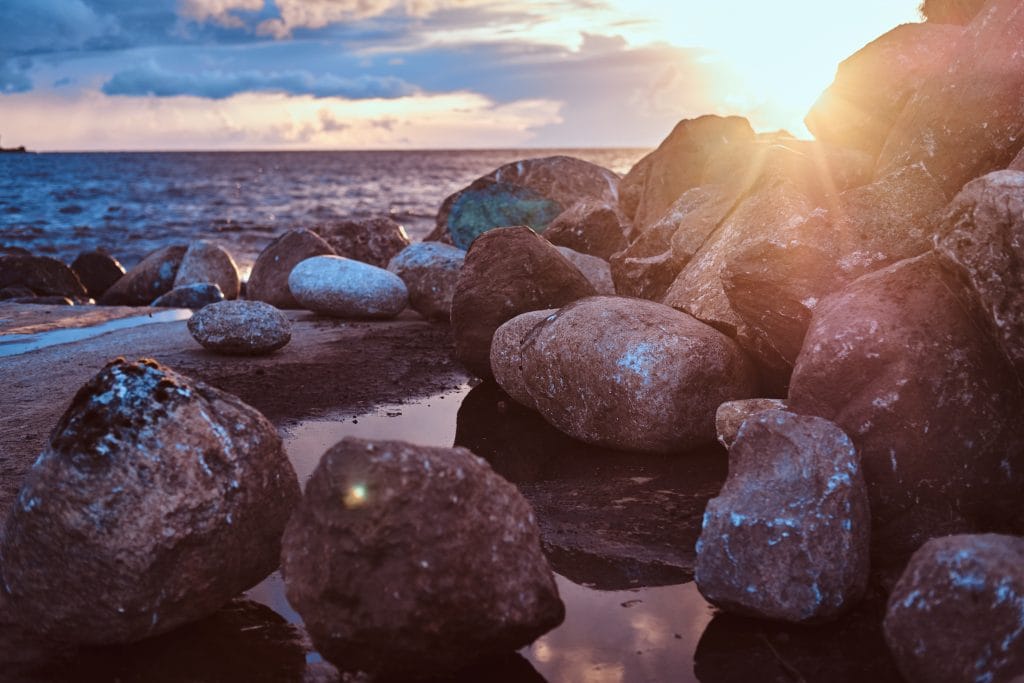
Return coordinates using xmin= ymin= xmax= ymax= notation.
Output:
xmin=543 ymin=200 xmax=627 ymax=259
xmin=99 ymin=245 xmax=186 ymax=306
xmin=287 ymin=255 xmax=407 ymax=319
xmin=6 ymin=296 xmax=75 ymax=306
xmin=788 ymin=253 xmax=1024 ymax=567
xmin=70 ymin=251 xmax=125 ymax=299
xmin=280 ymin=438 xmax=564 ymax=679
xmin=173 ymin=240 xmax=241 ymax=300
xmin=187 ymin=300 xmax=292 ymax=355
xmin=935 ymin=170 xmax=1024 ymax=380
xmin=920 ymin=0 xmax=988 ymax=24
xmin=314 ymin=216 xmax=411 ymax=268
xmin=554 ymin=247 xmax=615 ymax=295
xmin=490 ymin=309 xmax=557 ymax=410
xmin=451 ymin=226 xmax=596 ymax=379
xmin=386 ymin=242 xmax=465 ymax=321
xmin=246 ymin=230 xmax=335 ymax=309
xmin=491 ymin=296 xmax=757 ymax=453
xmin=0 ymin=255 xmax=89 ymax=302
xmin=805 ymin=23 xmax=963 ymax=158
xmin=695 ymin=410 xmax=871 ymax=622
xmin=151 ymin=283 xmax=225 ymax=309
xmin=0 ymin=358 xmax=301 ymax=644
xmin=0 ymin=285 xmax=35 ymax=300
xmin=715 ymin=398 xmax=788 ymax=449
xmin=884 ymin=534 xmax=1024 ymax=683
xmin=877 ymin=0 xmax=1024 ymax=195
xmin=429 ymin=156 xmax=621 ymax=249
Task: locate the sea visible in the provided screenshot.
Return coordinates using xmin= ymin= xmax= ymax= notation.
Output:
xmin=0 ymin=149 xmax=646 ymax=272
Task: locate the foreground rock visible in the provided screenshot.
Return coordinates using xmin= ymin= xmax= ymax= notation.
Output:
xmin=70 ymin=251 xmax=124 ymax=299
xmin=544 ymin=200 xmax=627 ymax=259
xmin=173 ymin=240 xmax=241 ymax=300
xmin=281 ymin=438 xmax=564 ymax=680
xmin=492 ymin=297 xmax=756 ymax=452
xmin=151 ymin=282 xmax=225 ymax=309
xmin=314 ymin=216 xmax=411 ymax=268
xmin=920 ymin=0 xmax=988 ymax=24
xmin=555 ymin=246 xmax=615 ymax=295
xmin=715 ymin=398 xmax=788 ymax=449
xmin=188 ymin=300 xmax=292 ymax=355
xmin=386 ymin=242 xmax=465 ymax=321
xmin=696 ymin=410 xmax=870 ymax=622
xmin=99 ymin=245 xmax=186 ymax=306
xmin=288 ymin=255 xmax=407 ymax=319
xmin=246 ymin=229 xmax=335 ymax=309
xmin=884 ymin=534 xmax=1024 ymax=683
xmin=0 ymin=358 xmax=301 ymax=644
xmin=0 ymin=255 xmax=89 ymax=302
xmin=451 ymin=226 xmax=596 ymax=379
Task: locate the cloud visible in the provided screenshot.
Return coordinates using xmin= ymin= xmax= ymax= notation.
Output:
xmin=177 ymin=0 xmax=264 ymax=28
xmin=102 ymin=61 xmax=419 ymax=99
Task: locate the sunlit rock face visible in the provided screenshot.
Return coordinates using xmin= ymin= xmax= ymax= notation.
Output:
xmin=788 ymin=253 xmax=1024 ymax=572
xmin=280 ymin=438 xmax=564 ymax=680
xmin=386 ymin=241 xmax=465 ymax=321
xmin=544 ymin=200 xmax=628 ymax=260
xmin=805 ymin=23 xmax=963 ymax=159
xmin=876 ymin=0 xmax=1024 ymax=196
xmin=0 ymin=358 xmax=301 ymax=644
xmin=246 ymin=229 xmax=335 ymax=309
xmin=313 ymin=216 xmax=411 ymax=269
xmin=936 ymin=170 xmax=1024 ymax=381
xmin=173 ymin=239 xmax=241 ymax=300
xmin=288 ymin=255 xmax=408 ymax=319
xmin=491 ymin=297 xmax=756 ymax=453
xmin=450 ymin=226 xmax=595 ymax=380
xmin=920 ymin=0 xmax=989 ymax=24
xmin=428 ymin=156 xmax=620 ymax=249
xmin=695 ymin=410 xmax=870 ymax=623
xmin=884 ymin=534 xmax=1024 ymax=683
xmin=98 ymin=245 xmax=186 ymax=306
xmin=554 ymin=247 xmax=615 ymax=295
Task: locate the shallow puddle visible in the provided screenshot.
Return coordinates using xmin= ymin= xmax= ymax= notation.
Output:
xmin=0 ymin=309 xmax=191 ymax=357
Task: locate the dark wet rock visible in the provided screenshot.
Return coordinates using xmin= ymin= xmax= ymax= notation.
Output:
xmin=281 ymin=438 xmax=564 ymax=680
xmin=0 ymin=255 xmax=89 ymax=301
xmin=151 ymin=282 xmax=225 ymax=309
xmin=99 ymin=245 xmax=186 ymax=306
xmin=188 ymin=300 xmax=292 ymax=355
xmin=696 ymin=411 xmax=870 ymax=623
xmin=554 ymin=247 xmax=614 ymax=295
xmin=788 ymin=254 xmax=1024 ymax=570
xmin=7 ymin=296 xmax=76 ymax=305
xmin=715 ymin=398 xmax=788 ymax=449
xmin=314 ymin=216 xmax=411 ymax=268
xmin=935 ymin=170 xmax=1024 ymax=380
xmin=450 ymin=226 xmax=596 ymax=380
xmin=173 ymin=240 xmax=241 ymax=300
xmin=920 ymin=0 xmax=988 ymax=24
xmin=543 ymin=200 xmax=627 ymax=260
xmin=492 ymin=297 xmax=756 ymax=453
xmin=805 ymin=23 xmax=963 ymax=158
xmin=0 ymin=285 xmax=36 ymax=300
xmin=288 ymin=255 xmax=407 ymax=319
xmin=455 ymin=382 xmax=728 ymax=590
xmin=386 ymin=242 xmax=466 ymax=321
xmin=884 ymin=534 xmax=1024 ymax=683
xmin=430 ymin=156 xmax=621 ymax=249
xmin=619 ymin=115 xmax=755 ymax=230
xmin=0 ymin=358 xmax=301 ymax=644
xmin=490 ymin=309 xmax=556 ymax=410
xmin=70 ymin=250 xmax=125 ymax=299
xmin=246 ymin=230 xmax=335 ymax=309
xmin=877 ymin=0 xmax=1024 ymax=196
xmin=0 ymin=245 xmax=31 ymax=256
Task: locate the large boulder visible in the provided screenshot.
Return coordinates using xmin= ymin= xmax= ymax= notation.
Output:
xmin=99 ymin=245 xmax=186 ymax=306
xmin=715 ymin=398 xmax=788 ymax=449
xmin=920 ymin=0 xmax=988 ymax=24
xmin=0 ymin=255 xmax=89 ymax=302
xmin=805 ymin=23 xmax=963 ymax=158
xmin=188 ymin=300 xmax=292 ymax=355
xmin=877 ymin=0 xmax=1024 ymax=195
xmin=246 ymin=229 xmax=335 ymax=309
xmin=280 ymin=438 xmax=564 ymax=679
xmin=489 ymin=308 xmax=557 ymax=410
xmin=287 ymin=255 xmax=407 ymax=319
xmin=695 ymin=410 xmax=870 ymax=622
xmin=314 ymin=216 xmax=411 ymax=268
xmin=429 ymin=156 xmax=620 ymax=249
xmin=788 ymin=253 xmax=1024 ymax=568
xmin=386 ymin=242 xmax=465 ymax=321
xmin=884 ymin=534 xmax=1024 ymax=683
xmin=543 ymin=200 xmax=627 ymax=260
xmin=0 ymin=358 xmax=301 ymax=644
xmin=173 ymin=240 xmax=241 ymax=300
xmin=450 ymin=226 xmax=596 ymax=379
xmin=491 ymin=297 xmax=757 ymax=453
xmin=70 ymin=251 xmax=124 ymax=299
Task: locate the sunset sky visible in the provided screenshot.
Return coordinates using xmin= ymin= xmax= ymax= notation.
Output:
xmin=1 ymin=0 xmax=922 ymax=150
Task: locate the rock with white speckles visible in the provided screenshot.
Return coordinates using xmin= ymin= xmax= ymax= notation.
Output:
xmin=386 ymin=242 xmax=465 ymax=321
xmin=288 ymin=255 xmax=407 ymax=319
xmin=98 ymin=245 xmax=186 ymax=306
xmin=173 ymin=240 xmax=241 ymax=300
xmin=884 ymin=534 xmax=1024 ymax=683
xmin=715 ymin=398 xmax=788 ymax=449
xmin=314 ymin=216 xmax=411 ymax=268
xmin=187 ymin=300 xmax=291 ymax=354
xmin=554 ymin=246 xmax=615 ymax=295
xmin=246 ymin=230 xmax=336 ymax=309
xmin=280 ymin=438 xmax=564 ymax=680
xmin=493 ymin=296 xmax=757 ymax=453
xmin=695 ymin=410 xmax=870 ymax=623
xmin=0 ymin=358 xmax=301 ymax=644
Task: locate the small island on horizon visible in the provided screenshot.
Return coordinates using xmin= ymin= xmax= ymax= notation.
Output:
xmin=0 ymin=135 xmax=29 ymax=153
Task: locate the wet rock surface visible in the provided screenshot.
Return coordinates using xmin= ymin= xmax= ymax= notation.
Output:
xmin=0 ymin=358 xmax=301 ymax=644
xmin=554 ymin=246 xmax=615 ymax=295
xmin=544 ymin=200 xmax=627 ymax=260
xmin=314 ymin=216 xmax=411 ymax=268
xmin=70 ymin=251 xmax=125 ymax=299
xmin=387 ymin=242 xmax=465 ymax=321
xmin=173 ymin=240 xmax=241 ymax=300
xmin=884 ymin=534 xmax=1024 ymax=683
xmin=288 ymin=255 xmax=408 ymax=319
xmin=152 ymin=282 xmax=225 ymax=309
xmin=281 ymin=438 xmax=564 ymax=680
xmin=696 ymin=410 xmax=870 ymax=623
xmin=245 ymin=230 xmax=336 ymax=309
xmin=715 ymin=398 xmax=788 ymax=449
xmin=188 ymin=300 xmax=292 ymax=355
xmin=99 ymin=245 xmax=187 ymax=306
xmin=0 ymin=255 xmax=89 ymax=302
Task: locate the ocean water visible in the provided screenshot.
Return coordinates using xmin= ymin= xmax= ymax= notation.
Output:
xmin=0 ymin=149 xmax=646 ymax=271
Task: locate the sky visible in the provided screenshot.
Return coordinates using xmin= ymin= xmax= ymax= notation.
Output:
xmin=0 ymin=0 xmax=923 ymax=151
